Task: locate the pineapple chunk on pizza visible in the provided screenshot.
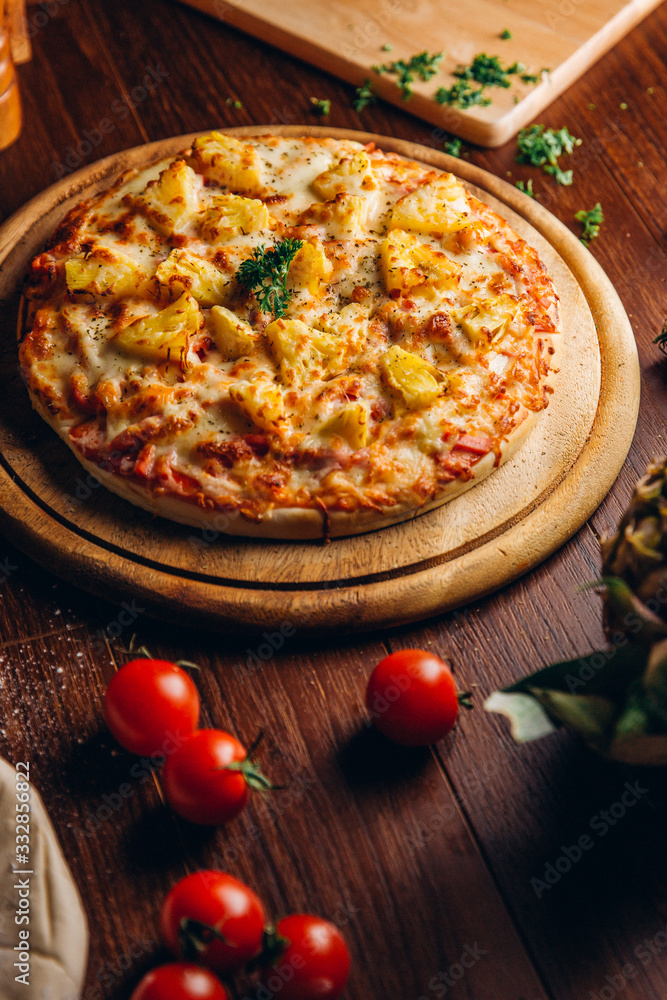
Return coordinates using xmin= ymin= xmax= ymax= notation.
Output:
xmin=453 ymin=295 xmax=518 ymax=346
xmin=65 ymin=246 xmax=145 ymax=297
xmin=228 ymin=379 xmax=285 ymax=432
xmin=287 ymin=239 xmax=333 ymax=296
xmin=209 ymin=306 xmax=258 ymax=360
xmin=380 ymin=345 xmax=443 ymax=410
xmin=313 ymin=150 xmax=377 ymax=199
xmin=155 ymin=249 xmax=230 ymax=306
xmin=299 ymin=194 xmax=367 ymax=237
xmin=200 ymin=194 xmax=271 ymax=244
xmin=390 ymin=174 xmax=471 ymax=235
xmin=380 ymin=230 xmax=461 ymax=295
xmin=265 ymin=318 xmax=344 ymax=389
xmin=320 ymin=402 xmax=369 ymax=449
xmin=114 ymin=292 xmax=201 ymax=361
xmin=135 ymin=160 xmax=201 ymax=236
xmin=188 ymin=132 xmax=263 ymax=193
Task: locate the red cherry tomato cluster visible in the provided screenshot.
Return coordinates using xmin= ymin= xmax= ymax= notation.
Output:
xmin=103 ymin=657 xmax=271 ymax=825
xmin=129 ymin=870 xmax=350 ymax=1000
xmin=105 ymin=643 xmax=469 ymax=1000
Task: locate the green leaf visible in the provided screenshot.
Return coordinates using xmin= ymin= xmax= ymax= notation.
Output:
xmin=484 ymin=691 xmax=557 ymax=742
xmin=236 ymin=238 xmax=303 ymax=318
xmin=526 ymin=689 xmax=616 ymax=741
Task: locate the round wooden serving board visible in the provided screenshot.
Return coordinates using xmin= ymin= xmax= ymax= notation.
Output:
xmin=0 ymin=127 xmax=640 ymax=634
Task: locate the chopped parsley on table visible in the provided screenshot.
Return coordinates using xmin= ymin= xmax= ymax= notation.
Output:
xmin=373 ymin=50 xmax=443 ymax=100
xmin=574 ymin=203 xmax=604 ymax=245
xmin=352 ymin=79 xmax=376 ymax=111
xmin=443 ymin=137 xmax=462 ymax=157
xmin=436 ymin=79 xmax=491 ymax=108
xmin=501 ymin=28 xmax=512 ymax=39
xmin=309 ymin=97 xmax=331 ymax=116
xmin=516 ymin=124 xmax=580 ymax=185
xmin=435 ymin=53 xmax=544 ymax=109
xmin=236 ymin=238 xmax=303 ymax=318
xmin=515 ymin=178 xmax=536 ymax=197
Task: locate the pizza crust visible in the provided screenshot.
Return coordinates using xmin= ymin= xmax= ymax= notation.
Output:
xmin=32 ymin=388 xmax=548 ymax=539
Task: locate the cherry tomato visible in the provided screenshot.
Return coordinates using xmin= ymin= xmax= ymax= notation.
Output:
xmin=130 ymin=963 xmax=228 ymax=1000
xmin=163 ymin=728 xmax=269 ymax=825
xmin=260 ymin=915 xmax=351 ymax=1000
xmin=161 ymin=871 xmax=266 ymax=975
xmin=104 ymin=658 xmax=200 ymax=757
xmin=366 ymin=649 xmax=465 ymax=746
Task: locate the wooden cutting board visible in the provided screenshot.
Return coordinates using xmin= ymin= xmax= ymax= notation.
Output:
xmin=0 ymin=127 xmax=639 ymax=634
xmin=176 ymin=0 xmax=664 ymax=146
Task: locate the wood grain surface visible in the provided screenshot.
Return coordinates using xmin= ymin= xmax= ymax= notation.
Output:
xmin=176 ymin=0 xmax=665 ymax=146
xmin=0 ymin=3 xmax=666 ymax=999
xmin=0 ymin=127 xmax=638 ymax=632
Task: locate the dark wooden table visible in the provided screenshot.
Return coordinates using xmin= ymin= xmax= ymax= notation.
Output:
xmin=2 ymin=3 xmax=667 ymax=998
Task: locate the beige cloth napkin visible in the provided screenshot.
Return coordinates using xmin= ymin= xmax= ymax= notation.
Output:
xmin=0 ymin=757 xmax=88 ymax=999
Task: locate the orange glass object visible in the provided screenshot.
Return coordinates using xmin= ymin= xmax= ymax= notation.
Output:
xmin=0 ymin=4 xmax=22 ymax=151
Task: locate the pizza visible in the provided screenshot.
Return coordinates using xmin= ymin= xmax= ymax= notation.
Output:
xmin=19 ymin=132 xmax=559 ymax=539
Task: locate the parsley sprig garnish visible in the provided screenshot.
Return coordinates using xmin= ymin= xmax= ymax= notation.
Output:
xmin=516 ymin=124 xmax=580 ymax=186
xmin=373 ymin=50 xmax=443 ymax=100
xmin=574 ymin=203 xmax=604 ymax=245
xmin=237 ymin=239 xmax=303 ymax=318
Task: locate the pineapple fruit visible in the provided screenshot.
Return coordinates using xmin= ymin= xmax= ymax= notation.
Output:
xmin=380 ymin=230 xmax=461 ymax=296
xmin=390 ymin=174 xmax=471 ymax=235
xmin=155 ymin=249 xmax=230 ymax=307
xmin=114 ymin=292 xmax=201 ymax=361
xmin=199 ymin=193 xmax=271 ymax=243
xmin=380 ymin=345 xmax=443 ymax=410
xmin=287 ymin=240 xmax=333 ymax=296
xmin=454 ymin=296 xmax=518 ymax=346
xmin=313 ymin=149 xmax=377 ymax=199
xmin=188 ymin=132 xmax=263 ymax=193
xmin=135 ymin=160 xmax=200 ymax=235
xmin=228 ymin=378 xmax=285 ymax=432
xmin=320 ymin=403 xmax=369 ymax=449
xmin=265 ymin=318 xmax=344 ymax=389
xmin=299 ymin=194 xmax=367 ymax=237
xmin=486 ymin=458 xmax=667 ymax=765
xmin=65 ymin=246 xmax=145 ymax=297
xmin=209 ymin=306 xmax=258 ymax=360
